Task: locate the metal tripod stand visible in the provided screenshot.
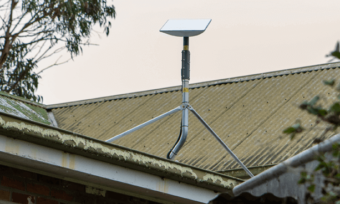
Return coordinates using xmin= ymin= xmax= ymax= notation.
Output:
xmin=106 ymin=37 xmax=254 ymax=178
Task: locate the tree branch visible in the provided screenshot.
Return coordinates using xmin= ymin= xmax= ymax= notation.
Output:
xmin=36 ymin=46 xmax=65 ymax=61
xmin=37 ymin=56 xmax=71 ymax=75
xmin=0 ymin=0 xmax=16 ymax=71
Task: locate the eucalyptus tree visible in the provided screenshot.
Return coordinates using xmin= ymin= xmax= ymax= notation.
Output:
xmin=0 ymin=0 xmax=115 ymax=102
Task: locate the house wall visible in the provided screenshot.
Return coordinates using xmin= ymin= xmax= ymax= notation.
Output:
xmin=0 ymin=165 xmax=159 ymax=204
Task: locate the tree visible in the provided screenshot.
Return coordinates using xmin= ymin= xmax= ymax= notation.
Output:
xmin=0 ymin=0 xmax=115 ymax=102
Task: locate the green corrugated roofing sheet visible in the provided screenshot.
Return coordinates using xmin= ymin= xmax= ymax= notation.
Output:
xmin=0 ymin=92 xmax=50 ymax=125
xmin=48 ymin=62 xmax=340 ymax=172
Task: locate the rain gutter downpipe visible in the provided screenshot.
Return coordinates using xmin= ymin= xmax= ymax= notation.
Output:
xmin=167 ymin=37 xmax=190 ymax=159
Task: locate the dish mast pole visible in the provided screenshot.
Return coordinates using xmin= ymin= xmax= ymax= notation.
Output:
xmin=106 ymin=19 xmax=254 ymax=178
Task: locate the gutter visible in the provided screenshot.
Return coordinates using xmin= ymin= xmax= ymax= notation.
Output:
xmin=0 ymin=112 xmax=242 ymax=193
xmin=218 ymin=164 xmax=275 ymax=179
xmin=233 ymin=133 xmax=340 ymax=196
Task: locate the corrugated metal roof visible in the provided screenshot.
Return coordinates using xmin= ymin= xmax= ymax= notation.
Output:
xmin=49 ymin=62 xmax=340 ymax=172
xmin=0 ymin=92 xmax=50 ymax=125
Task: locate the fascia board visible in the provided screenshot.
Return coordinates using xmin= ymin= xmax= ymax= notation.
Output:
xmin=0 ymin=134 xmax=218 ymax=204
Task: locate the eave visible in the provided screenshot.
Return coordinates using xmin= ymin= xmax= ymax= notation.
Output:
xmin=0 ymin=112 xmax=242 ymax=203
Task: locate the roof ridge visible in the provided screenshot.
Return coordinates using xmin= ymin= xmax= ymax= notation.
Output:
xmin=0 ymin=91 xmax=46 ymax=108
xmin=46 ymin=61 xmax=340 ymax=109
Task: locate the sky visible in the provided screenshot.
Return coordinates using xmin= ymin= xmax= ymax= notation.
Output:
xmin=36 ymin=0 xmax=340 ymax=105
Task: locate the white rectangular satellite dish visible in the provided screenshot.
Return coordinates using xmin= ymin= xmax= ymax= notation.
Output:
xmin=160 ymin=19 xmax=212 ymax=37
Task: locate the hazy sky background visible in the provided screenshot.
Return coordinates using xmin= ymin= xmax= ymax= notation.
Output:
xmin=36 ymin=0 xmax=340 ymax=105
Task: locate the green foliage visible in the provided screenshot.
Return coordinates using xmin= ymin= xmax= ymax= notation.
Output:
xmin=298 ymin=171 xmax=314 ymax=184
xmin=0 ymin=0 xmax=115 ymax=102
xmin=307 ymin=184 xmax=315 ymax=193
xmin=327 ymin=42 xmax=340 ymax=61
xmin=297 ymin=146 xmax=340 ymax=204
xmin=299 ymin=96 xmax=330 ymax=118
xmin=324 ymin=79 xmax=336 ymax=87
xmin=283 ymin=120 xmax=303 ymax=139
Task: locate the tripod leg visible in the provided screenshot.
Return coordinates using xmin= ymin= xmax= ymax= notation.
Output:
xmin=188 ymin=106 xmax=254 ymax=178
xmin=106 ymin=106 xmax=182 ymax=143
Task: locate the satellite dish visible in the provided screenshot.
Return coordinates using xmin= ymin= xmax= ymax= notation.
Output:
xmin=160 ymin=19 xmax=211 ymax=37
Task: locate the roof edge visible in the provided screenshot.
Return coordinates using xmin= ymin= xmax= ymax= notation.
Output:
xmin=218 ymin=164 xmax=275 ymax=179
xmin=0 ymin=111 xmax=243 ymax=192
xmin=46 ymin=61 xmax=340 ymax=109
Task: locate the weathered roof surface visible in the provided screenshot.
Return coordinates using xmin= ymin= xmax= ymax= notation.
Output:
xmin=0 ymin=111 xmax=242 ymax=193
xmin=0 ymin=92 xmax=50 ymax=125
xmin=48 ymin=62 xmax=340 ymax=172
